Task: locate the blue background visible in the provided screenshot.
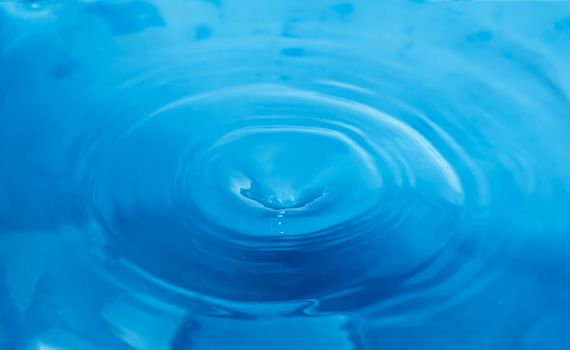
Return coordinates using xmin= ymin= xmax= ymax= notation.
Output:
xmin=1 ymin=1 xmax=570 ymax=349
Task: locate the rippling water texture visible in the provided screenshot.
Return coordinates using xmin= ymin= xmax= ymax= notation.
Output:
xmin=1 ymin=1 xmax=570 ymax=349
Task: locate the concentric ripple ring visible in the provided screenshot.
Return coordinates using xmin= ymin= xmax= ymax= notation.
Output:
xmin=85 ymin=81 xmax=464 ymax=301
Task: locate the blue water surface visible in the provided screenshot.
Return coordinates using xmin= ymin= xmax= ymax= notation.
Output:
xmin=1 ymin=0 xmax=570 ymax=349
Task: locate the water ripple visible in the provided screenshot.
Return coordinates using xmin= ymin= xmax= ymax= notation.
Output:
xmin=1 ymin=1 xmax=570 ymax=348
xmin=78 ymin=74 xmax=465 ymax=301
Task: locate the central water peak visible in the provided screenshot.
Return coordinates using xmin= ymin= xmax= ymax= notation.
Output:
xmin=188 ymin=123 xmax=384 ymax=235
xmin=240 ymin=179 xmax=324 ymax=210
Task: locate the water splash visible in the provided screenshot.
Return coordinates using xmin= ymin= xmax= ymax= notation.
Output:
xmin=1 ymin=0 xmax=570 ymax=349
